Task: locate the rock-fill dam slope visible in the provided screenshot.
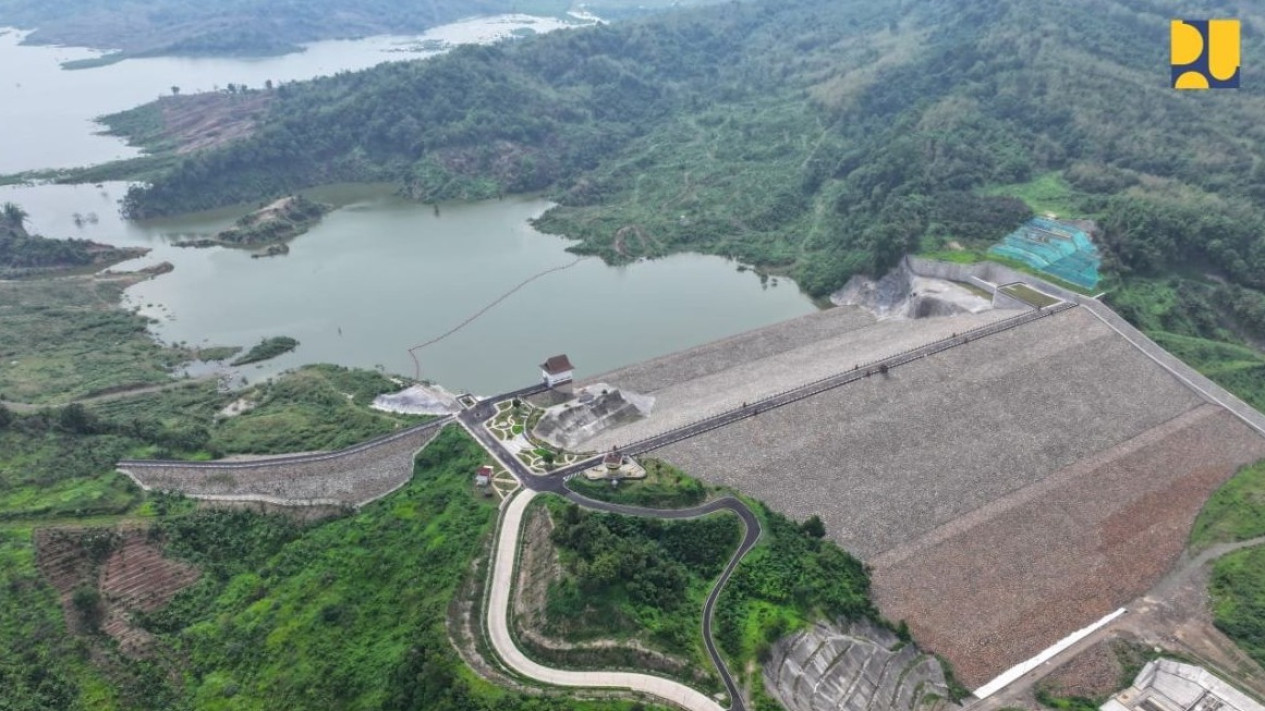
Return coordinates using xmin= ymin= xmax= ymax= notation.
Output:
xmin=570 ymin=274 xmax=1265 ymax=691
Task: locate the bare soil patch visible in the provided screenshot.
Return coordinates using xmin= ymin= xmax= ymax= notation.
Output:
xmin=35 ymin=526 xmax=199 ymax=657
xmin=159 ymin=93 xmax=272 ymax=154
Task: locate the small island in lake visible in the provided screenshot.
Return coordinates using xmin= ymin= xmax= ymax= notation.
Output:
xmin=232 ymin=336 xmax=300 ymax=366
xmin=175 ymin=195 xmax=329 ymax=255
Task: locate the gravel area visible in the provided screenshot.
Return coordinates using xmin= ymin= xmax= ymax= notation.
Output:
xmin=579 ymin=306 xmax=879 ymax=394
xmin=121 ymin=425 xmax=444 ymax=507
xmin=869 ymin=405 xmax=1265 ymax=688
xmin=583 ymin=308 xmax=1014 ymax=452
xmin=656 ymin=307 xmax=1204 ymax=558
xmin=1037 ymin=638 xmax=1129 ymax=700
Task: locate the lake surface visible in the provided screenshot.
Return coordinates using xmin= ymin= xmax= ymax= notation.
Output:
xmin=0 ymin=16 xmax=820 ymax=395
xmin=0 ymin=14 xmax=590 ymax=174
xmin=4 ymin=183 xmax=818 ymax=394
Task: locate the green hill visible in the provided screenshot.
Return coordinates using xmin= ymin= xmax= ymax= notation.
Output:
xmin=119 ymin=0 xmax=1265 ymax=339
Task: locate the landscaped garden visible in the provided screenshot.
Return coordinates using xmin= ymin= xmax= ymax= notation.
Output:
xmin=483 ymin=399 xmax=581 ymax=472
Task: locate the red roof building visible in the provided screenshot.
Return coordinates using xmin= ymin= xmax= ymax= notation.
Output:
xmin=540 ymin=354 xmax=575 ymax=387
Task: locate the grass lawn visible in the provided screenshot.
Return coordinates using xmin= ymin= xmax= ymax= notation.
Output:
xmin=0 ymin=277 xmax=190 ymax=404
xmin=917 ymin=250 xmax=984 ymax=264
xmin=955 ymin=280 xmax=995 ymax=299
xmin=1190 ymin=459 xmax=1265 ymax=549
xmin=1150 ymin=332 xmax=1265 ymax=415
xmin=981 ymin=171 xmax=1083 ymax=218
xmin=713 ymin=497 xmax=882 ymax=706
xmin=95 ymin=364 xmax=428 ymax=458
xmin=1000 ymin=283 xmax=1060 ymax=308
xmin=568 ymin=458 xmax=707 ymax=508
xmin=913 ymin=249 xmax=1099 ymax=296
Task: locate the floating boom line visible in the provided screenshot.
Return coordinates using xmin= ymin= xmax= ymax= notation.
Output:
xmin=408 ymin=257 xmax=587 ymax=380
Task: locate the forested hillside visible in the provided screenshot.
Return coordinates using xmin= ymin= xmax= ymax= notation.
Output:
xmin=121 ymin=0 xmax=1265 ymax=346
xmin=0 ymin=203 xmax=143 ymax=277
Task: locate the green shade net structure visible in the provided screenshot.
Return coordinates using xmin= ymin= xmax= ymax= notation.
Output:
xmin=988 ymin=217 xmax=1101 ymax=289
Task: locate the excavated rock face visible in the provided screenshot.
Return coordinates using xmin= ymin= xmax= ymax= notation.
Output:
xmin=764 ymin=620 xmax=953 ymax=711
xmin=832 ymin=261 xmax=994 ymax=319
xmin=533 ymin=386 xmax=653 ymax=451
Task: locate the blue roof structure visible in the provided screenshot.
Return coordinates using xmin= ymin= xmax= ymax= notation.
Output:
xmin=988 ymin=217 xmax=1101 ymax=289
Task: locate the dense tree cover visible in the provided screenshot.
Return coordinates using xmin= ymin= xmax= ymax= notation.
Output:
xmin=137 ymin=428 xmax=654 ymax=710
xmin=120 ymin=0 xmax=1265 ymax=339
xmin=0 ymin=202 xmax=139 ymax=275
xmin=546 ymin=502 xmax=740 ymax=656
xmin=0 ymin=404 xmax=667 ymax=710
xmin=713 ymin=502 xmax=874 ymax=703
xmin=230 ymin=335 xmax=299 ymax=365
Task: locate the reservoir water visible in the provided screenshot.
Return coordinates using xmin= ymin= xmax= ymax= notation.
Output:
xmin=0 ymin=15 xmax=590 ymax=174
xmin=0 ymin=19 xmax=819 ymax=395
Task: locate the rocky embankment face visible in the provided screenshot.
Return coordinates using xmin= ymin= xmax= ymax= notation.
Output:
xmin=533 ymin=384 xmax=653 ymax=451
xmin=832 ymin=261 xmax=995 ymax=319
xmin=765 ymin=620 xmax=953 ymax=711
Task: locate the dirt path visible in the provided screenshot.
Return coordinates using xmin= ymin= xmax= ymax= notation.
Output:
xmin=2 ymin=376 xmax=216 ymax=414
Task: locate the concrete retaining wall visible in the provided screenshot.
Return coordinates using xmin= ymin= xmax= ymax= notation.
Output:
xmin=905 ymin=256 xmax=1087 ymax=303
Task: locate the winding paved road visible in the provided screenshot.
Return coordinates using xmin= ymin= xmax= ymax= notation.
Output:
xmin=488 ymin=488 xmax=760 ymax=711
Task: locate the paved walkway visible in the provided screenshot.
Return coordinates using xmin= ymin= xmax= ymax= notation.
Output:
xmin=486 ymin=489 xmax=727 ymax=711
